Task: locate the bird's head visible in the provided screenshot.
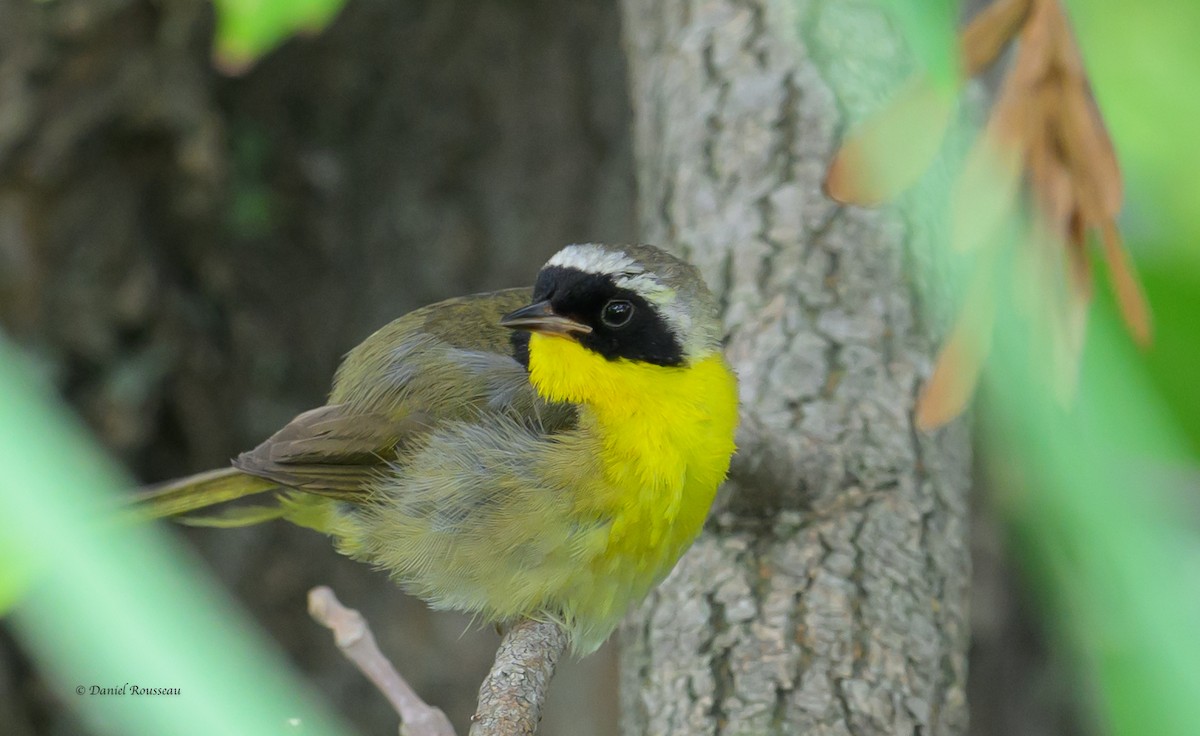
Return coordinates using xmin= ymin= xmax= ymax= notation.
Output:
xmin=500 ymin=243 xmax=723 ymax=405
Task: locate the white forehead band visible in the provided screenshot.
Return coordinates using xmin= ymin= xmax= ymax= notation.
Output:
xmin=546 ymin=244 xmax=670 ymax=298
xmin=547 ymin=244 xmax=639 ymax=276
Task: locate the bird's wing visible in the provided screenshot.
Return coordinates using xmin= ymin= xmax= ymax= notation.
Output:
xmin=231 ymin=288 xmax=576 ymax=498
xmin=230 ymin=404 xmax=427 ymax=496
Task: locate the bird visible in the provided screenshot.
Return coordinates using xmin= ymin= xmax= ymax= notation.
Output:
xmin=137 ymin=243 xmax=739 ymax=654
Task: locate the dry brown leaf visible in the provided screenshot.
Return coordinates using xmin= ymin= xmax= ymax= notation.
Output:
xmin=961 ymin=0 xmax=1034 ymax=75
xmin=1043 ymin=0 xmax=1085 ymax=78
xmin=1039 ymin=0 xmax=1122 ymax=218
xmin=1054 ymin=79 xmax=1123 ymax=220
xmin=916 ymin=276 xmax=996 ymax=430
xmin=1026 ymin=122 xmax=1076 ymax=231
xmin=1101 ymin=222 xmax=1153 ymax=346
xmin=1065 ymin=212 xmax=1093 ymax=297
xmin=1057 ymin=217 xmax=1093 ymax=401
xmin=1009 ymin=0 xmax=1057 ymax=89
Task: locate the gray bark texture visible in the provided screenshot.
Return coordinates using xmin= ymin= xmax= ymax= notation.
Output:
xmin=471 ymin=620 xmax=570 ymax=736
xmin=618 ymin=1 xmax=972 ymax=734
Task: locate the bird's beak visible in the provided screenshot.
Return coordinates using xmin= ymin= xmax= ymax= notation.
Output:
xmin=500 ymin=300 xmax=593 ymax=336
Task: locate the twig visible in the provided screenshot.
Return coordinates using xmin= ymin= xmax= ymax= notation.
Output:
xmin=309 ymin=586 xmax=569 ymax=736
xmin=308 ymin=586 xmax=456 ymax=736
xmin=469 ymin=619 xmax=569 ymax=736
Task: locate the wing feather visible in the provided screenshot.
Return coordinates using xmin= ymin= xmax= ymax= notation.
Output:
xmin=229 ymin=289 xmax=575 ymax=501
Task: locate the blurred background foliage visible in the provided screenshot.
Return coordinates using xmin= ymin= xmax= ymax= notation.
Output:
xmin=0 ymin=343 xmax=354 ymax=735
xmin=0 ymin=0 xmax=1196 ymax=734
xmin=1067 ymin=0 xmax=1200 ymax=455
xmin=894 ymin=0 xmax=1200 ymax=734
xmin=211 ymin=0 xmax=347 ymax=72
xmin=874 ymin=1 xmax=1200 ymax=734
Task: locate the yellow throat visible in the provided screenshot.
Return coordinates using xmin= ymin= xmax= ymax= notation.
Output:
xmin=526 ymin=332 xmax=739 ymax=562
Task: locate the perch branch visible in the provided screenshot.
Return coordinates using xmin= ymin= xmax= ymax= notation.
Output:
xmin=308 ymin=586 xmax=456 ymax=736
xmin=469 ymin=618 xmax=569 ymax=736
xmin=309 ymin=586 xmax=568 ymax=736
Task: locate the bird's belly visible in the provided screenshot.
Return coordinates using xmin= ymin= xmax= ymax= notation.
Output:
xmin=339 ymin=350 xmax=737 ymax=653
xmin=341 ymin=446 xmax=716 ymax=654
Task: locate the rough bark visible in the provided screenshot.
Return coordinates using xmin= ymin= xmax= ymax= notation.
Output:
xmin=618 ymin=1 xmax=972 ymax=734
xmin=471 ymin=620 xmax=570 ymax=736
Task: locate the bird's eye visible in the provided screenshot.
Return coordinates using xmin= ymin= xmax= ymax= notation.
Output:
xmin=601 ymin=299 xmax=634 ymax=328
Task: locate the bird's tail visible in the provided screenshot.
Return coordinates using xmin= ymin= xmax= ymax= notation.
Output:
xmin=130 ymin=467 xmax=285 ymax=527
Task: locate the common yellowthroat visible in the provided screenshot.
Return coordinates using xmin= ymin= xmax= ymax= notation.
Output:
xmin=138 ymin=243 xmax=739 ymax=653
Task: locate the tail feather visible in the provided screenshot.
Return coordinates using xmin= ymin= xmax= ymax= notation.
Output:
xmin=132 ymin=467 xmax=279 ymax=521
xmin=176 ymin=504 xmax=287 ymax=528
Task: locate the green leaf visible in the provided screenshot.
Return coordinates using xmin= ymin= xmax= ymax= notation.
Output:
xmin=212 ymin=0 xmax=348 ymax=73
xmin=0 ymin=337 xmax=357 ymax=736
xmin=879 ymin=0 xmax=960 ymax=90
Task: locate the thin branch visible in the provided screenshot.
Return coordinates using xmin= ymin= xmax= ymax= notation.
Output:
xmin=469 ymin=619 xmax=569 ymax=736
xmin=309 ymin=586 xmax=569 ymax=736
xmin=307 ymin=586 xmax=456 ymax=736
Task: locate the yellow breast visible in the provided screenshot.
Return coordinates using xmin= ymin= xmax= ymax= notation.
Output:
xmin=527 ymin=333 xmax=739 ymax=638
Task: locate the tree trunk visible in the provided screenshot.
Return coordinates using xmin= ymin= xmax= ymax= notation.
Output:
xmin=618 ymin=1 xmax=972 ymax=733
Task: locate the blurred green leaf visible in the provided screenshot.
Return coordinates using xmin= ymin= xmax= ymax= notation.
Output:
xmin=1068 ymin=0 xmax=1200 ymax=270
xmin=0 ymin=336 xmax=356 ymax=736
xmin=986 ymin=0 xmax=1200 ymax=728
xmin=0 ymin=537 xmax=33 ymax=613
xmin=212 ymin=0 xmax=347 ymax=73
xmin=880 ymin=0 xmax=959 ymax=89
xmin=986 ymin=303 xmax=1200 ymax=736
xmin=1067 ymin=0 xmax=1200 ymax=457
xmin=1108 ymin=264 xmax=1200 ymax=457
xmin=839 ymin=0 xmax=1200 ymax=733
